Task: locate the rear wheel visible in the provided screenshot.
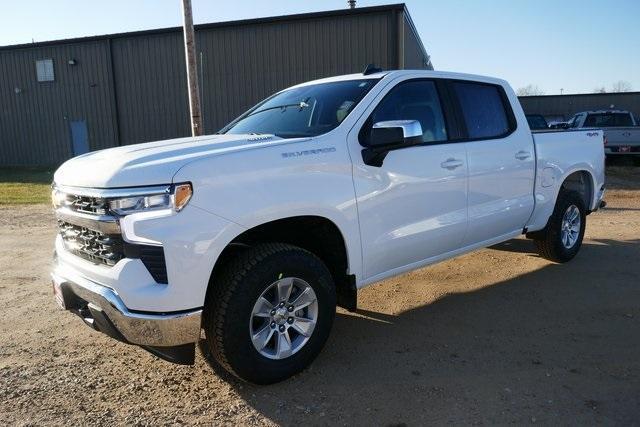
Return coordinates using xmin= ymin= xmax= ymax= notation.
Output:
xmin=533 ymin=190 xmax=586 ymax=263
xmin=203 ymin=243 xmax=336 ymax=384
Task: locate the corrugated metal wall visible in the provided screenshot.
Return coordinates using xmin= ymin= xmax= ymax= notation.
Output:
xmin=111 ymin=32 xmax=190 ymax=145
xmin=0 ymin=5 xmax=432 ymax=166
xmin=0 ymin=41 xmax=118 ymax=165
xmin=519 ymin=92 xmax=640 ymax=121
xmin=401 ymin=12 xmax=432 ymax=70
xmin=197 ymin=10 xmax=398 ymax=133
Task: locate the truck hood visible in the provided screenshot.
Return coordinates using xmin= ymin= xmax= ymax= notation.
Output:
xmin=54 ymin=134 xmax=285 ymax=188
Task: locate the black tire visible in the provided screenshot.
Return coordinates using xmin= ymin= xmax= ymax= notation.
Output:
xmin=203 ymin=243 xmax=336 ymax=384
xmin=533 ymin=190 xmax=586 ymax=263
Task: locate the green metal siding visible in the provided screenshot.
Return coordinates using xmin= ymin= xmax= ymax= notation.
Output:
xmin=0 ymin=41 xmax=118 ymax=165
xmin=0 ymin=4 xmax=431 ymax=166
xmin=519 ymin=92 xmax=640 ymax=122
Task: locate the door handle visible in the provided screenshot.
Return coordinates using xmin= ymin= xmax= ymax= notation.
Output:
xmin=440 ymin=158 xmax=463 ymax=169
xmin=515 ymin=151 xmax=531 ymax=160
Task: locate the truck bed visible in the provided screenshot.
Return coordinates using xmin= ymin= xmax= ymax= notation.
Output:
xmin=525 ymin=129 xmax=606 ymax=232
xmin=532 ymin=126 xmax=640 ymax=155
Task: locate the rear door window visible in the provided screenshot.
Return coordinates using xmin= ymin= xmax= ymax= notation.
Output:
xmin=452 ymin=82 xmax=514 ymax=139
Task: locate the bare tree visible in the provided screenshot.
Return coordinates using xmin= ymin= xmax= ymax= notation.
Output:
xmin=593 ymin=86 xmax=607 ymax=93
xmin=516 ymin=84 xmax=545 ymax=96
xmin=611 ymin=80 xmax=632 ymax=93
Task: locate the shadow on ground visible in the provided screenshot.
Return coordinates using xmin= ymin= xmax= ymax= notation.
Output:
xmin=204 ymin=238 xmax=640 ymax=425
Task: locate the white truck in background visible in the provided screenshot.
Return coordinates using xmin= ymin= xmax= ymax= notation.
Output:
xmin=567 ymin=110 xmax=640 ymax=161
xmin=51 ymin=69 xmax=606 ymax=384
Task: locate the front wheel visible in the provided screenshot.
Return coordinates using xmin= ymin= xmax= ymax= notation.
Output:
xmin=203 ymin=243 xmax=336 ymax=384
xmin=533 ymin=190 xmax=587 ymax=263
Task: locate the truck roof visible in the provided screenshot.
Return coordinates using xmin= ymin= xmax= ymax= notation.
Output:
xmin=290 ymin=69 xmax=509 ymax=89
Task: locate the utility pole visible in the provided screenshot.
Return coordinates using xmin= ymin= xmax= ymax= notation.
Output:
xmin=181 ymin=0 xmax=203 ymax=136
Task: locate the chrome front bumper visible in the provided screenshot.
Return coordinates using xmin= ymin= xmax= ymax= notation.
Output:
xmin=51 ymin=266 xmax=202 ymax=364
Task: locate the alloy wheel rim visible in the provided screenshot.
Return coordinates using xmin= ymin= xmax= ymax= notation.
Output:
xmin=249 ymin=277 xmax=318 ymax=360
xmin=561 ymin=205 xmax=581 ymax=249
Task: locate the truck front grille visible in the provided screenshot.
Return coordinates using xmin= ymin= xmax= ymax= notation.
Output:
xmin=55 ymin=186 xmax=170 ymax=284
xmin=57 ymin=220 xmax=169 ymax=283
xmin=58 ymin=220 xmax=123 ymax=266
xmin=64 ymin=195 xmax=110 ymax=215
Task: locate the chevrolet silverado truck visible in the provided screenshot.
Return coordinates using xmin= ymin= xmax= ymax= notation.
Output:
xmin=51 ymin=69 xmax=606 ymax=384
xmin=567 ymin=109 xmax=640 ymax=160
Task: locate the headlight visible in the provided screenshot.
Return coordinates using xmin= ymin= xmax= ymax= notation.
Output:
xmin=51 ymin=188 xmax=67 ymax=209
xmin=108 ymin=183 xmax=192 ymax=216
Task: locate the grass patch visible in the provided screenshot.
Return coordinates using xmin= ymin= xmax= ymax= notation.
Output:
xmin=0 ymin=168 xmax=54 ymax=205
xmin=0 ymin=163 xmax=636 ymax=205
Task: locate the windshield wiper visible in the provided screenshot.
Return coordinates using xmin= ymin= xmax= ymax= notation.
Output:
xmin=244 ymin=100 xmax=310 ymax=119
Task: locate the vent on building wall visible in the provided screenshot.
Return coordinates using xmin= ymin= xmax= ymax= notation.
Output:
xmin=36 ymin=59 xmax=55 ymax=82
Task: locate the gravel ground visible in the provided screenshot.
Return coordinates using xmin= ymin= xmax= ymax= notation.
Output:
xmin=1 ymin=169 xmax=639 ymax=426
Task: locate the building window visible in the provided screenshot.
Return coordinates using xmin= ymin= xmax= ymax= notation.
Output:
xmin=36 ymin=59 xmax=55 ymax=82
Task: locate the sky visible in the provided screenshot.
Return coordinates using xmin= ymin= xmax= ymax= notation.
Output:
xmin=1 ymin=0 xmax=638 ymax=95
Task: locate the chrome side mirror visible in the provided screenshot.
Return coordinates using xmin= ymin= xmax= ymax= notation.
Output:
xmin=362 ymin=119 xmax=423 ymax=167
xmin=369 ymin=120 xmax=423 ymax=147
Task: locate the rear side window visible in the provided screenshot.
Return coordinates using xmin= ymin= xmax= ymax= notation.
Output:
xmin=453 ymin=82 xmax=513 ymax=139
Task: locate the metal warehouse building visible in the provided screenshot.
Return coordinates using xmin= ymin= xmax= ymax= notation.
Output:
xmin=0 ymin=3 xmax=431 ymax=166
xmin=519 ymin=92 xmax=640 ymax=124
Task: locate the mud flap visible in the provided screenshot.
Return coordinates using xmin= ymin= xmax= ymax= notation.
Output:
xmin=141 ymin=343 xmax=196 ymax=365
xmin=336 ymin=274 xmax=357 ymax=312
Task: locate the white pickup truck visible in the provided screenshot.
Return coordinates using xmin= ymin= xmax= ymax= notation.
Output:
xmin=51 ymin=69 xmax=605 ymax=384
xmin=567 ymin=110 xmax=640 ymax=161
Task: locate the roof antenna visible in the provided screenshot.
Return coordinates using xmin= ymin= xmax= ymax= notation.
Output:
xmin=348 ymin=0 xmax=356 ymax=9
xmin=362 ymin=64 xmax=382 ymax=75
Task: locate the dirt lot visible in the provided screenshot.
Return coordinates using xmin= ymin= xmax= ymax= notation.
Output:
xmin=1 ymin=167 xmax=639 ymax=426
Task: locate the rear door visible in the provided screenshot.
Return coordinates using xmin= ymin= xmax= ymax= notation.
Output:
xmin=348 ymin=78 xmax=468 ymax=281
xmin=450 ymin=80 xmax=536 ymax=245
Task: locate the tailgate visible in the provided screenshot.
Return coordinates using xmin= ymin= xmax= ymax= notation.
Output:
xmin=603 ymin=128 xmax=640 ymax=153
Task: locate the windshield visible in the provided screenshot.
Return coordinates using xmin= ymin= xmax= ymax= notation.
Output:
xmin=584 ymin=113 xmax=634 ymax=127
xmin=221 ymin=79 xmax=379 ymax=138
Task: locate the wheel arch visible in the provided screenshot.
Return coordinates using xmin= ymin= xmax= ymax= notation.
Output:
xmin=207 ymin=215 xmax=357 ymax=311
xmin=560 ymin=169 xmax=595 ymax=211
xmin=527 ymin=167 xmax=596 ymax=235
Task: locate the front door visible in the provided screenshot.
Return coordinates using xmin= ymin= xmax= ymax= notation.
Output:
xmin=349 ymin=79 xmax=468 ymax=281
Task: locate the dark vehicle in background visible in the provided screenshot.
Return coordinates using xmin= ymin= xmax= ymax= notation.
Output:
xmin=526 ymin=114 xmax=549 ymax=130
xmin=567 ymin=110 xmax=640 ymax=160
